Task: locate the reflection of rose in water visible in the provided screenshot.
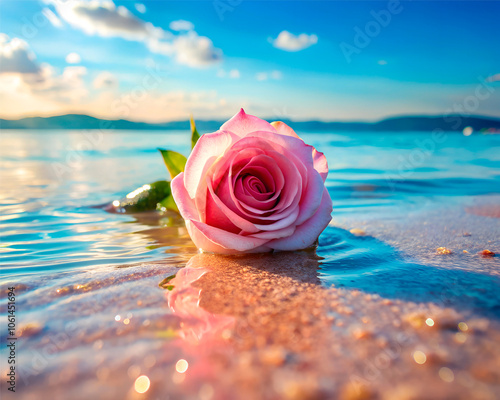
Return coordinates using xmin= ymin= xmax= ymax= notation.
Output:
xmin=166 ymin=251 xmax=322 ymax=348
xmin=162 ymin=252 xmax=347 ymax=400
xmin=167 ymin=265 xmax=235 ymax=344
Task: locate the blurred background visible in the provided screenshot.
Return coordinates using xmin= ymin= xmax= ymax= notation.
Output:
xmin=1 ymin=0 xmax=499 ymax=125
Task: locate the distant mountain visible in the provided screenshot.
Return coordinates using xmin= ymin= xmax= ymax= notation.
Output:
xmin=1 ymin=113 xmax=500 ymax=132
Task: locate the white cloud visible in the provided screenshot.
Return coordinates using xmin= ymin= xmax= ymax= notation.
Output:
xmin=256 ymin=72 xmax=267 ymax=81
xmin=42 ymin=8 xmax=63 ymax=28
xmin=46 ymin=1 xmax=222 ymax=69
xmin=6 ymin=63 xmax=90 ymax=104
xmin=48 ymin=0 xmax=163 ymax=41
xmin=173 ymin=33 xmax=222 ymax=67
xmin=217 ymin=69 xmax=240 ymax=78
xmin=0 ymin=35 xmax=89 ymax=106
xmin=148 ymin=32 xmax=222 ymax=68
xmin=93 ymin=71 xmax=118 ymax=89
xmin=229 ymin=69 xmax=240 ymax=79
xmin=271 ymin=31 xmax=318 ymax=52
xmin=134 ymin=3 xmax=146 ymax=14
xmin=32 ymin=66 xmax=89 ymax=102
xmin=256 ymin=70 xmax=282 ymax=81
xmin=0 ymin=34 xmax=228 ymax=121
xmin=270 ymin=70 xmax=282 ymax=80
xmin=486 ymin=73 xmax=500 ymax=82
xmin=0 ymin=34 xmax=40 ymax=74
xmin=65 ymin=52 xmax=81 ymax=64
xmin=169 ymin=20 xmax=194 ymax=32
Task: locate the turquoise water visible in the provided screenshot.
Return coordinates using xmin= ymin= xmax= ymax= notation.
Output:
xmin=1 ymin=129 xmax=499 ymax=315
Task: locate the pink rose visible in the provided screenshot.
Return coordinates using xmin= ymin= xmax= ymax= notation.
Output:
xmin=171 ymin=109 xmax=332 ymax=254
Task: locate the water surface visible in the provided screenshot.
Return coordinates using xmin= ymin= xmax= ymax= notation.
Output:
xmin=1 ymin=129 xmax=498 ymax=280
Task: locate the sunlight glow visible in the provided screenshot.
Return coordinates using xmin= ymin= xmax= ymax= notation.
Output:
xmin=126 ymin=184 xmax=151 ymax=199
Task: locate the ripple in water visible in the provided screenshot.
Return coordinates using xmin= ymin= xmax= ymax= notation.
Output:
xmin=317 ymin=226 xmax=500 ymax=318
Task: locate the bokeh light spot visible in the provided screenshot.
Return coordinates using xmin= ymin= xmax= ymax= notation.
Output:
xmin=176 ymin=359 xmax=189 ymax=373
xmin=439 ymin=367 xmax=455 ymax=382
xmin=134 ymin=375 xmax=150 ymax=394
xmin=413 ymin=350 xmax=426 ymax=364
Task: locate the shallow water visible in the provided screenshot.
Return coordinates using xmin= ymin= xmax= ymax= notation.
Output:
xmin=1 ymin=130 xmax=498 ymax=278
xmin=0 ymin=129 xmax=499 ymax=399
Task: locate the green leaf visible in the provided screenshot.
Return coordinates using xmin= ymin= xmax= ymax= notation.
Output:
xmin=190 ymin=115 xmax=200 ymax=149
xmin=159 ymin=274 xmax=177 ymax=289
xmin=157 ymin=194 xmax=179 ymax=213
xmin=156 ymin=328 xmax=178 ymax=339
xmin=158 ymin=149 xmax=187 ymax=180
xmin=106 ymin=180 xmax=172 ymax=213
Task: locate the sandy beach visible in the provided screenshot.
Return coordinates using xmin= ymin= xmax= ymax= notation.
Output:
xmin=2 ymin=194 xmax=499 ymax=400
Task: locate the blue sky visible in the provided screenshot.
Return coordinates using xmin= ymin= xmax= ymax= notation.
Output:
xmin=0 ymin=0 xmax=499 ymax=122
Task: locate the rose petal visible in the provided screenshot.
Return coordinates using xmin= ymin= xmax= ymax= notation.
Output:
xmin=235 ymin=178 xmax=277 ymax=210
xmin=232 ymin=154 xmax=284 ymax=209
xmin=240 ymin=177 xmax=272 ymax=201
xmin=240 ymin=167 xmax=274 ymax=193
xmin=206 ymin=176 xmax=260 ymax=233
xmin=230 ymin=133 xmax=316 ymax=185
xmin=220 ymin=108 xmax=276 ymax=137
xmin=268 ymin=188 xmax=333 ymax=251
xmin=270 ymin=121 xmax=302 ymax=139
xmin=253 ymin=207 xmax=300 ymax=231
xmin=210 ymin=147 xmax=264 ymax=186
xmin=184 ymin=130 xmax=237 ymax=199
xmin=184 ymin=221 xmax=233 ymax=254
xmin=171 ymin=172 xmax=199 ymax=221
xmin=247 ymin=225 xmax=296 ymax=239
xmin=295 ymin=168 xmax=324 ymax=226
xmin=251 ymin=131 xmax=315 ymax=166
xmin=313 ymin=149 xmax=328 ymax=182
xmin=271 ymin=121 xmax=328 ymax=182
xmin=205 ymin=186 xmax=241 ymax=234
xmin=189 ymin=219 xmax=269 ymax=252
xmin=226 ymin=150 xmax=302 ymax=223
